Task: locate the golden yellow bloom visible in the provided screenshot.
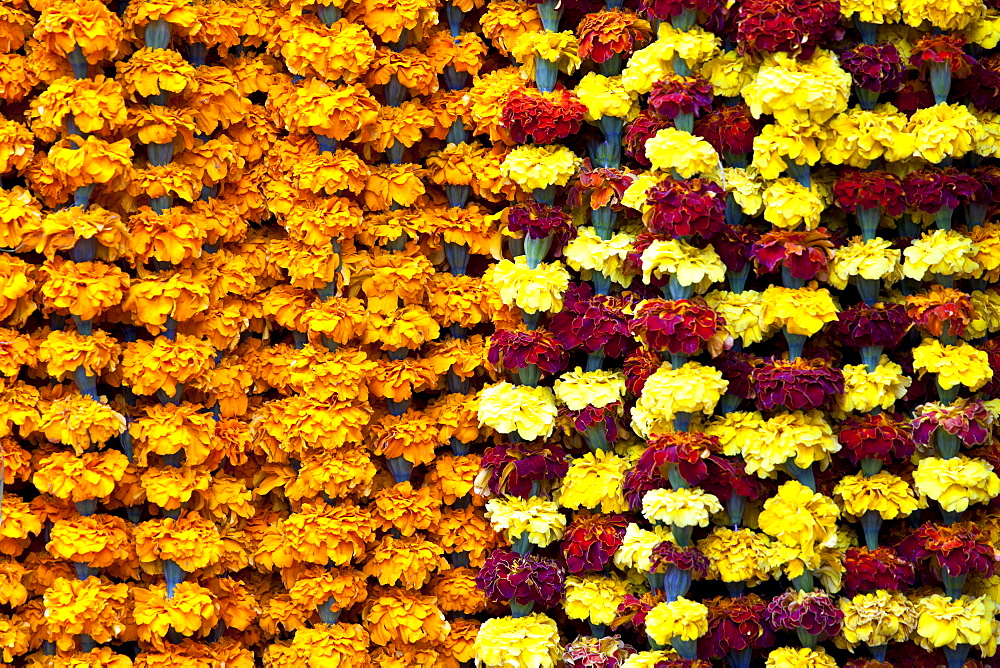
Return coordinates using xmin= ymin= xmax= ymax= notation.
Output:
xmin=839 ymin=358 xmax=911 ymax=414
xmin=906 ymin=103 xmax=982 ymax=163
xmin=700 ymin=527 xmax=773 ymax=584
xmin=47 ymin=514 xmax=129 ymax=567
xmin=564 ymin=575 xmax=631 ymax=626
xmin=640 ymin=238 xmax=726 ymax=291
xmin=485 ymin=496 xmax=566 ymax=547
xmin=480 ymin=0 xmax=542 ymax=55
xmin=276 ymin=15 xmax=374 ymax=83
xmin=631 ymin=362 xmax=728 ymax=436
xmin=21 ymin=205 xmax=127 ymax=261
xmin=642 ymin=487 xmax=722 ymax=527
xmin=475 ymin=614 xmax=560 ymax=668
xmin=511 ymin=29 xmax=581 ymax=77
xmin=558 ymin=450 xmax=630 ymax=514
xmin=657 ymin=23 xmax=720 ymax=69
xmin=829 ymin=237 xmax=902 ymax=289
xmin=130 ymin=401 xmax=216 ymax=466
xmin=36 ymin=393 xmax=126 ymax=454
xmin=431 ymin=567 xmax=488 ymax=615
xmin=646 ymin=128 xmax=720 ymax=178
xmin=134 ymin=511 xmax=223 ymax=572
xmin=43 ymin=577 xmax=128 ymax=650
xmin=840 ymin=590 xmax=917 ymax=648
xmin=485 ymin=257 xmax=570 ymax=315
xmin=646 ymin=597 xmax=709 ymax=644
xmin=913 ymin=456 xmax=1000 ymax=513
xmin=350 ymin=0 xmax=439 ymax=43
xmin=903 ymin=229 xmax=980 ymax=281
xmin=915 ymin=594 xmax=995 ymax=650
xmin=760 ymin=284 xmax=838 ymax=336
xmin=273 ymin=79 xmax=379 ymax=140
xmin=574 ymin=72 xmax=640 ymax=121
xmin=363 ymin=589 xmax=449 ymax=646
xmin=500 ymin=144 xmax=581 ymax=192
xmin=34 ymin=0 xmax=123 ymax=64
xmin=911 ymin=338 xmax=993 ymax=391
xmin=701 ymin=50 xmax=759 ymax=97
xmin=766 ymin=647 xmax=838 ymax=668
xmin=47 ymin=135 xmax=132 ymax=188
xmin=372 ymin=482 xmax=442 ymax=537
xmin=614 ymin=523 xmax=670 ymax=573
xmin=762 ymin=178 xmax=825 ymax=230
xmin=759 ymin=481 xmax=840 ymax=565
xmin=33 ymin=449 xmax=128 ymax=503
xmin=744 ymin=50 xmax=851 ymax=126
xmin=902 ymin=0 xmax=984 ymax=29
xmin=834 ymin=472 xmax=921 ymax=520
xmin=133 ymin=581 xmax=219 ymax=641
xmin=363 ymin=535 xmax=449 ymax=589
xmin=478 ymin=381 xmax=558 ymax=441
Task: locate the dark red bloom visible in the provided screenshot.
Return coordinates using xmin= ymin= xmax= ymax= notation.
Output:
xmin=736 ymin=0 xmax=842 ymax=60
xmin=488 ymin=328 xmax=569 ymax=374
xmin=549 ymin=283 xmax=636 ymax=358
xmin=642 ymin=0 xmax=723 ymax=21
xmin=751 ymin=228 xmax=835 ymax=281
xmin=840 ymin=43 xmax=905 ymax=94
xmin=980 ymin=337 xmax=1000 ymax=397
xmin=636 ymin=431 xmax=720 ymax=486
xmin=891 ymin=79 xmax=936 ymax=113
xmin=968 ymin=165 xmax=1000 ymax=207
xmin=751 ymin=357 xmax=844 ymax=412
xmin=839 ymin=413 xmax=915 ymax=465
xmin=833 ymin=170 xmax=906 ymax=215
xmin=614 ymin=591 xmax=665 ymax=633
xmin=648 ymin=74 xmax=714 ymax=120
xmin=562 ymin=514 xmax=630 ymax=574
xmin=500 ymin=87 xmax=587 ymax=144
xmin=577 ymin=9 xmax=651 ymax=63
xmin=561 ymin=403 xmax=622 ymax=443
xmin=910 ymin=34 xmax=975 ymax=79
xmin=843 ymin=547 xmax=916 ymax=595
xmin=476 ymin=549 xmax=566 ymax=607
xmin=624 ymin=110 xmax=671 ymax=167
xmin=830 ymin=302 xmax=911 ymax=349
xmin=710 ymin=224 xmax=762 ymax=274
xmin=650 ymin=541 xmax=710 ymax=576
xmin=711 ymin=351 xmax=763 ymax=400
xmin=958 ymin=60 xmax=1000 ymax=111
xmin=506 ymin=201 xmax=577 ymax=256
xmin=479 ymin=441 xmax=570 ymax=498
xmin=623 ymin=346 xmax=663 ymax=396
xmin=701 ymin=455 xmax=774 ymax=502
xmin=765 ymin=590 xmax=844 ymax=637
xmin=644 ymin=177 xmax=726 ymax=240
xmin=699 ymin=595 xmax=775 ymax=658
xmin=623 ymin=465 xmax=666 ymax=511
xmin=630 ymin=298 xmax=723 ymax=355
xmin=912 ymin=399 xmax=992 ymax=448
xmin=694 ymin=104 xmax=759 ymax=156
xmin=903 ymin=167 xmax=979 ymax=214
xmin=898 ymin=522 xmax=1000 ymax=578
xmin=906 ymin=285 xmax=974 ymax=339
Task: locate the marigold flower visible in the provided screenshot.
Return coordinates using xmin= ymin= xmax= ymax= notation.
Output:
xmin=38 ymin=329 xmax=120 ymax=378
xmin=700 ymin=528 xmax=773 ymax=584
xmin=760 ymin=285 xmax=838 ymax=337
xmin=912 ymin=338 xmax=992 ymax=391
xmin=578 ymin=10 xmax=650 ymax=63
xmin=834 ymin=472 xmax=921 ymax=520
xmin=35 ymin=393 xmax=127 ymax=454
xmin=766 ymin=646 xmax=838 ymax=668
xmin=913 ymin=456 xmax=1000 ymax=513
xmin=501 ymin=144 xmax=581 ymax=192
xmin=364 ymin=588 xmax=449 ymax=646
xmin=631 ymin=361 xmax=728 ymax=436
xmin=914 ymin=594 xmax=995 ymax=649
xmin=34 ymin=0 xmax=124 ymax=64
xmin=743 ymin=50 xmax=851 ymax=126
xmin=33 ymin=449 xmax=128 ymax=503
xmin=901 ymin=0 xmax=984 ymax=30
xmin=759 ymin=481 xmax=840 ymax=564
xmin=43 ymin=576 xmax=129 ymax=650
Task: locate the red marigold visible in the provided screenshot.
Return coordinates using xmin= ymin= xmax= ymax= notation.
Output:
xmin=500 ymin=87 xmax=586 ymax=144
xmin=630 ymin=298 xmax=724 ymax=355
xmin=737 ymin=0 xmax=842 ymax=59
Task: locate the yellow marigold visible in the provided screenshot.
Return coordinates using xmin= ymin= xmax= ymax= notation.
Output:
xmin=614 ymin=523 xmax=669 ymax=573
xmin=906 ymin=103 xmax=982 ymax=163
xmin=657 ymin=23 xmax=720 ymax=67
xmin=829 ymin=237 xmax=902 ymax=289
xmin=35 ymin=393 xmax=126 ymax=454
xmin=912 ymin=338 xmax=992 ymax=391
xmin=701 ymin=50 xmax=759 ymax=98
xmin=914 ymin=594 xmax=995 ymax=650
xmin=37 ymin=329 xmax=120 ymax=378
xmin=276 ymin=15 xmax=374 ymax=83
xmin=759 ymin=481 xmax=840 ymax=564
xmin=363 ymin=535 xmax=449 ymax=589
xmin=47 ymin=513 xmax=130 ymax=567
xmin=563 ymin=227 xmax=637 ymax=287
xmin=349 ymin=0 xmax=438 ymax=42
xmin=480 ymin=0 xmax=542 ymax=55
xmin=699 ymin=527 xmax=773 ymax=584
xmin=511 ymin=29 xmax=581 ymax=78
xmin=467 ymin=67 xmax=524 ymax=144
xmin=430 ymin=567 xmax=488 ymax=615
xmin=34 ymin=0 xmax=123 ymax=63
xmin=914 ymin=456 xmax=1000 ymax=513
xmin=704 ymin=289 xmax=767 ymax=345
xmin=130 ymin=401 xmax=215 ymax=466
xmin=842 ymin=0 xmax=901 ymax=22
xmin=43 ymin=576 xmax=129 ymax=650
xmin=752 ymin=121 xmax=826 ymax=180
xmin=254 ymin=394 xmax=370 ymax=460
xmin=723 ymin=167 xmax=766 ymax=217
xmin=500 ymin=144 xmax=581 ymax=192
xmin=478 ymin=381 xmax=558 ymax=441
xmin=640 ymin=238 xmax=726 ymax=291
xmin=362 ymin=163 xmax=426 ymax=210
xmin=839 ymin=358 xmax=911 ymax=414
xmin=622 ymin=651 xmax=679 ymax=668
xmin=564 ymin=575 xmax=631 ymax=626
xmin=134 ymin=512 xmax=223 ymax=572
xmin=47 ymin=135 xmax=132 ymax=188
xmin=558 ymin=450 xmax=630 ymax=513
xmin=120 ymin=335 xmax=216 ymax=397
xmin=485 ymin=496 xmax=566 ymax=548
xmin=133 ymin=581 xmax=218 ymax=641
xmin=116 ymin=47 xmax=196 ymax=100
xmin=766 ymin=647 xmax=838 ymax=668
xmin=554 ymin=368 xmax=626 ymax=411
xmin=427 ymin=273 xmax=500 ymax=329
xmin=21 ymin=204 xmax=128 ymax=261
xmin=840 ymin=590 xmax=917 ymax=648
xmin=427 ymin=392 xmax=482 ymax=446
xmin=29 ymin=76 xmax=128 ymax=145
xmin=903 ymin=229 xmax=980 ymax=281
xmin=622 ymin=40 xmax=674 ymax=95
xmin=760 ymin=178 xmax=824 ymax=230
xmin=363 ymin=305 xmax=441 ymax=351
xmin=372 ymin=482 xmax=442 ymax=537
xmin=287 ymin=566 xmax=367 ymax=612
xmin=834 ymin=472 xmax=921 ymax=520
xmin=901 ymin=0 xmax=984 ymax=29
xmin=274 ymin=79 xmax=379 ymax=140
xmin=475 ymin=613 xmax=560 ymax=668
xmin=140 ymin=464 xmax=210 ymax=511
xmin=371 ymin=410 xmax=442 ymax=467
xmin=743 ymin=50 xmax=851 ymax=126
xmin=760 ymin=284 xmax=838 ymax=336
xmin=0 ymin=493 xmax=40 ymax=557
xmin=646 ymin=597 xmax=709 ymax=644
xmin=645 ymin=128 xmax=719 ymax=178
xmin=642 ymin=487 xmax=722 ymax=527
xmin=631 ymin=362 xmax=728 ymax=436
xmin=33 ymin=449 xmax=128 ymax=503
xmin=364 ymin=589 xmax=449 ymax=646
xmin=38 ymin=258 xmax=128 ymax=320
xmin=823 ymin=105 xmax=913 ymax=167
xmin=485 ymin=257 xmax=570 ymax=315
xmin=304 ymin=296 xmax=367 ymax=344
xmin=574 ymin=72 xmax=640 ymax=121
xmin=742 ymin=410 xmax=840 ymax=476
xmin=0 ymin=186 xmax=41 ymax=249
xmin=0 ymin=328 xmax=35 ymax=378
xmin=966 ymin=289 xmax=1000 ymax=340
xmin=967 ymin=222 xmax=1000 ymax=281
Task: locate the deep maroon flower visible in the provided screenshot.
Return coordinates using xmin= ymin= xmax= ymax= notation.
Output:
xmin=701 ymin=455 xmax=774 ymax=502
xmin=886 ymin=646 xmax=944 ymax=668
xmin=830 ymin=302 xmax=911 ymax=349
xmin=563 ymin=635 xmax=636 ymax=668
xmin=636 ymin=431 xmax=719 ymax=486
xmin=903 ymin=167 xmax=979 ymax=214
xmin=479 ymin=441 xmax=570 ymax=497
xmin=694 ymin=104 xmax=759 ymax=156
xmin=562 ymin=514 xmax=630 ymax=574
xmin=488 ymin=328 xmax=569 ymax=374
xmin=711 ymin=351 xmax=763 ymax=400
xmin=699 ymin=595 xmax=775 ymax=658
xmin=968 ymin=165 xmax=1000 ymax=208
xmin=644 ymin=177 xmax=726 ymax=240
xmin=892 ymin=79 xmax=936 ymax=113
xmin=624 ymin=110 xmax=671 ymax=167
xmin=500 ymin=87 xmax=587 ymax=144
xmin=957 ymin=60 xmax=1000 ymax=111
xmin=840 ymin=43 xmax=905 ymax=94
xmin=833 ymin=169 xmax=906 ymax=215
xmin=910 ymin=34 xmax=975 ymax=79
xmin=765 ymin=590 xmax=844 ymax=637
xmin=751 ymin=357 xmax=844 ymax=411
xmin=642 ymin=0 xmax=723 ymax=21
xmin=710 ymin=224 xmax=762 ymax=274
xmin=623 ymin=347 xmax=663 ymax=396
xmin=898 ymin=522 xmax=1000 ymax=578
xmin=843 ymin=547 xmax=916 ymax=595
xmin=506 ymin=201 xmax=577 ymax=258
xmin=476 ymin=548 xmax=566 ymax=607
xmin=549 ymin=283 xmax=636 ymax=358
xmin=912 ymin=399 xmax=992 ymax=448
xmin=652 ymin=661 xmax=712 ymax=668
xmin=630 ymin=298 xmax=723 ymax=355
xmin=614 ymin=591 xmax=666 ymax=634
xmin=650 ymin=541 xmax=710 ymax=576
xmin=751 ymin=228 xmax=834 ymax=281
xmin=736 ymin=0 xmax=842 ymax=60
xmin=839 ymin=413 xmax=915 ymax=465
xmin=648 ymin=74 xmax=714 ymax=119
xmin=623 ymin=465 xmax=666 ymax=511
xmin=980 ymin=337 xmax=1000 ymax=397
xmin=561 ymin=403 xmax=622 ymax=443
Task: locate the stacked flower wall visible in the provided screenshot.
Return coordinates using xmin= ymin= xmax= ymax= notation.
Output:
xmin=1 ymin=0 xmax=1000 ymax=665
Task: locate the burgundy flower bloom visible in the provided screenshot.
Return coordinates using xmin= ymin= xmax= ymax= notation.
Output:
xmin=561 ymin=403 xmax=622 ymax=443
xmin=630 ymin=298 xmax=723 ymax=355
xmin=840 ymin=43 xmax=905 ymax=94
xmin=898 ymin=522 xmax=1000 ymax=578
xmin=614 ymin=591 xmax=666 ymax=634
xmin=648 ymin=74 xmax=714 ymax=119
xmin=500 ymin=87 xmax=587 ymax=144
xmin=694 ymin=104 xmax=759 ymax=156
xmin=623 ymin=347 xmax=663 ymax=396
xmin=476 ymin=548 xmax=566 ymax=607
xmin=650 ymin=541 xmax=710 ymax=576
xmin=644 ymin=177 xmax=726 ymax=240
xmin=710 ymin=224 xmax=762 ymax=274
xmin=839 ymin=412 xmax=915 ymax=465
xmin=830 ymin=302 xmax=911 ymax=349
xmin=480 ymin=441 xmax=570 ymax=497
xmin=711 ymin=352 xmax=763 ymax=400
xmin=968 ymin=165 xmax=1000 ymax=207
xmin=563 ymin=635 xmax=636 ymax=668
xmin=699 ymin=595 xmax=775 ymax=658
xmin=549 ymin=283 xmax=636 ymax=358
xmin=623 ymin=465 xmax=666 ymax=512
xmin=488 ymin=328 xmax=569 ymax=374
xmin=910 ymin=34 xmax=975 ymax=79
xmin=891 ymin=79 xmax=936 ymax=113
xmin=912 ymin=399 xmax=992 ymax=448
xmin=642 ymin=0 xmax=723 ymax=21
xmin=736 ymin=0 xmax=842 ymax=60
xmin=751 ymin=357 xmax=844 ymax=412
xmin=980 ymin=337 xmax=1000 ymax=397
xmin=751 ymin=228 xmax=835 ymax=281
xmin=833 ymin=169 xmax=906 ymax=215
xmin=701 ymin=455 xmax=774 ymax=502
xmin=765 ymin=590 xmax=844 ymax=637
xmin=636 ymin=431 xmax=719 ymax=487
xmin=903 ymin=167 xmax=979 ymax=214
xmin=624 ymin=110 xmax=672 ymax=167
xmin=958 ymin=61 xmax=1000 ymax=111
xmin=562 ymin=514 xmax=630 ymax=574
xmin=843 ymin=547 xmax=916 ymax=595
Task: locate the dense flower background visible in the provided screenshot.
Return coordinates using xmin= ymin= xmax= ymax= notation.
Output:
xmin=0 ymin=0 xmax=999 ymax=665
